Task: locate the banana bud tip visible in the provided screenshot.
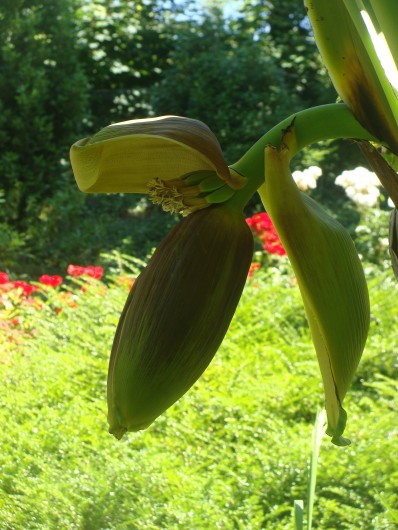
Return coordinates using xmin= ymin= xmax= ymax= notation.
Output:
xmin=326 ymin=407 xmax=351 ymax=446
xmin=109 ymin=425 xmax=127 ymax=440
xmin=331 ymin=435 xmax=351 ymax=447
xmin=108 ymin=416 xmax=154 ymax=439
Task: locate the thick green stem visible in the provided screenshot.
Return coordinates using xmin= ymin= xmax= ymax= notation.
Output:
xmin=228 ymin=103 xmax=379 ymax=210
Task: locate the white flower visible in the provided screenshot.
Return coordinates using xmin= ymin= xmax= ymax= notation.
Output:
xmin=292 ymin=165 xmax=322 ymax=191
xmin=335 ymin=167 xmax=381 ymax=207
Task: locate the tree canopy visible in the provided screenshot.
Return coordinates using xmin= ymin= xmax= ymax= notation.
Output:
xmin=0 ymin=0 xmax=360 ymax=272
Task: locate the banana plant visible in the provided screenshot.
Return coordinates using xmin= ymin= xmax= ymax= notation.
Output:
xmin=305 ymin=0 xmax=398 ymax=209
xmin=69 ymin=1 xmax=398 ymax=444
xmin=304 ymin=0 xmax=398 ymax=154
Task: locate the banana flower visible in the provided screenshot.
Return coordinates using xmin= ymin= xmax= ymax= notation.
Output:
xmin=70 ymin=116 xmax=254 ymax=437
xmin=70 ymin=116 xmax=245 ymax=215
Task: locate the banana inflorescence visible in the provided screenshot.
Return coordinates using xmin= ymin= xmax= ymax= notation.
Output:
xmin=259 ymin=134 xmax=370 ymax=446
xmin=66 ymin=1 xmax=397 ymax=449
xmin=107 ymin=203 xmax=254 ymax=439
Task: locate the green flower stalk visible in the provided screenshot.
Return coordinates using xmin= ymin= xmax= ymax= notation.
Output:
xmin=107 ymin=204 xmax=253 ymax=439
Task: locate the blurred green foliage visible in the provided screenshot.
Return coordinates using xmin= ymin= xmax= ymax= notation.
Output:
xmin=0 ymin=259 xmax=396 ymax=529
xmin=0 ymin=0 xmax=370 ymax=274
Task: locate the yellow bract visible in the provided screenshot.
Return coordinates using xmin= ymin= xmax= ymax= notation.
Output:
xmin=70 ymin=116 xmax=240 ymax=193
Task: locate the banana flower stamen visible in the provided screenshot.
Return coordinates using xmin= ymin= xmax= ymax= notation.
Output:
xmin=147 ymin=170 xmax=236 ymax=215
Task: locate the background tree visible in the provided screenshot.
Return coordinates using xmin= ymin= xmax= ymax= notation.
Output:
xmin=239 ymin=0 xmax=334 ymax=107
xmin=0 ymin=0 xmax=90 ymax=269
xmin=0 ymin=0 xmax=367 ymax=273
xmin=0 ymin=0 xmax=176 ymax=272
xmin=152 ymin=4 xmax=303 ymax=164
xmin=75 ymin=0 xmax=176 ymax=129
xmin=0 ymin=0 xmax=88 ymax=226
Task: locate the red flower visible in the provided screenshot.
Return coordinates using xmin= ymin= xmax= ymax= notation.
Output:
xmin=39 ymin=275 xmax=63 ymax=287
xmin=0 ymin=272 xmax=9 ymax=284
xmin=84 ymin=266 xmax=103 ymax=280
xmin=11 ymin=281 xmax=39 ymax=296
xmin=67 ymin=264 xmax=103 ymax=280
xmin=261 ymin=230 xmax=287 ymax=256
xmin=67 ymin=264 xmax=86 ymax=277
xmin=246 ymin=212 xmax=274 ymax=233
xmin=246 ymin=212 xmax=286 ymax=256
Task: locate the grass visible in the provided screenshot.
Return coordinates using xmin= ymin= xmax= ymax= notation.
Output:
xmin=0 ymin=258 xmax=397 ymax=529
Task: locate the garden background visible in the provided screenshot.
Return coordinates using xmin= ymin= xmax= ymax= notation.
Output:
xmin=0 ymin=1 xmax=397 ymax=528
